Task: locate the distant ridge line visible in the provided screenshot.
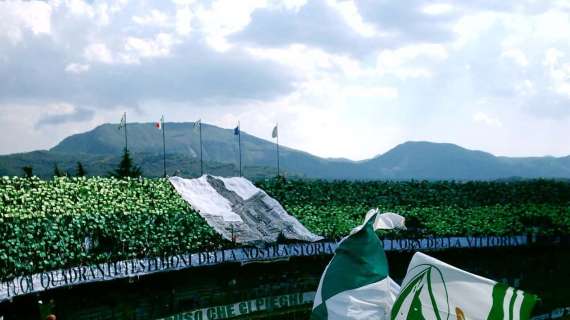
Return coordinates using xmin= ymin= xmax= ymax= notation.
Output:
xmin=0 ymin=122 xmax=569 ymax=180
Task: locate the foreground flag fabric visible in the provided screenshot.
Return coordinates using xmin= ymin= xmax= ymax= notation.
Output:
xmin=391 ymin=252 xmax=538 ymax=320
xmin=193 ymin=119 xmax=201 ymax=132
xmin=272 ymin=124 xmax=278 ymax=138
xmin=311 ymin=210 xmax=405 ymax=320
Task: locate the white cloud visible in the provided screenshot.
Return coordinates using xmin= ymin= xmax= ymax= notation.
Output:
xmin=84 ymin=43 xmax=114 ymax=63
xmin=534 ymin=10 xmax=570 ymax=42
xmin=124 ymin=33 xmax=177 ymax=60
xmin=133 ymin=10 xmax=170 ymax=27
xmin=343 ymin=86 xmax=399 ymax=99
xmin=173 ymin=0 xmax=196 ymax=5
xmin=94 ymin=3 xmax=111 ymax=26
xmin=376 ymin=44 xmax=448 ymax=78
xmin=544 ymin=48 xmax=563 ymax=67
xmin=453 ymin=12 xmax=497 ymax=49
xmin=422 ymin=3 xmax=454 ymax=15
xmin=64 ymin=0 xmax=95 ymax=17
xmin=473 ymin=112 xmax=503 ymax=127
xmin=83 ymin=34 xmax=179 ymax=65
xmin=377 ymin=44 xmax=448 ymax=66
xmin=175 ymin=7 xmax=193 ymax=36
xmin=0 ymin=1 xmax=52 ymax=44
xmin=278 ymin=0 xmax=308 ymax=11
xmin=109 ymin=0 xmax=129 ymax=14
xmin=65 ymin=63 xmax=90 ymax=74
xmin=543 ymin=48 xmax=570 ymax=97
xmin=515 ymin=79 xmax=535 ymax=96
xmin=327 ymin=0 xmax=376 ymax=37
xmin=501 ymin=48 xmax=529 ymax=66
xmin=194 ymin=0 xmax=267 ymax=51
xmin=247 ymin=44 xmax=358 ymax=76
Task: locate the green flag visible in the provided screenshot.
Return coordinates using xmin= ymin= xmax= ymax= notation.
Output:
xmin=311 ymin=210 xmax=405 ymax=320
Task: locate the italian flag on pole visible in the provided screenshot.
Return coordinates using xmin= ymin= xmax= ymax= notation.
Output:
xmin=311 ymin=210 xmax=405 ymax=320
xmin=391 ymin=252 xmax=538 ymax=320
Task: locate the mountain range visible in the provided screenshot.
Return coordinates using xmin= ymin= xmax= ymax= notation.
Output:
xmin=1 ymin=122 xmax=570 ymax=180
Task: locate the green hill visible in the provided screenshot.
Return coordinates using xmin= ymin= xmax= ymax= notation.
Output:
xmin=1 ymin=122 xmax=570 ymax=180
xmin=361 ymin=141 xmax=570 ymax=180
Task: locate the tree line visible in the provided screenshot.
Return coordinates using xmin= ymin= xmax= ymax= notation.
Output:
xmin=21 ymin=148 xmax=142 ymax=179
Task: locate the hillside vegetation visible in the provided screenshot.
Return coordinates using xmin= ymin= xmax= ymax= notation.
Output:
xmin=1 ymin=176 xmax=569 ymax=280
xmin=2 ymin=122 xmax=570 ymax=179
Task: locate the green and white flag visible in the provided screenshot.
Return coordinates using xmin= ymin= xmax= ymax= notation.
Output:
xmin=311 ymin=210 xmax=405 ymax=320
xmin=391 ymin=252 xmax=538 ymax=320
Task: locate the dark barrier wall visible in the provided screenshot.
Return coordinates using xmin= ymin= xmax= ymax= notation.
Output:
xmin=1 ymin=245 xmax=569 ymax=320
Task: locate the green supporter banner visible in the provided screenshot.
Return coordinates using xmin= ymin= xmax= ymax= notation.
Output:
xmin=157 ymin=291 xmax=315 ymax=320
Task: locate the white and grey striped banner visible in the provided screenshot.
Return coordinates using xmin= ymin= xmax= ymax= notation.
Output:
xmin=169 ymin=175 xmax=323 ymax=245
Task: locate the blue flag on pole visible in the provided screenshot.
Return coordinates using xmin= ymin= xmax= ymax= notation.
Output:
xmin=234 ymin=125 xmax=240 ymax=135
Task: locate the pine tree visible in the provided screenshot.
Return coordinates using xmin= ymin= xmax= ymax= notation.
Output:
xmin=53 ymin=163 xmax=64 ymax=177
xmin=76 ymin=161 xmax=86 ymax=177
xmin=22 ymin=166 xmax=33 ymax=178
xmin=110 ymin=148 xmax=143 ymax=178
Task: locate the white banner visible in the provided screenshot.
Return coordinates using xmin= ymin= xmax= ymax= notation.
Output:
xmin=169 ymin=175 xmax=323 ymax=244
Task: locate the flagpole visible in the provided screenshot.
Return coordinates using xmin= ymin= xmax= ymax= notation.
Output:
xmin=238 ymin=121 xmax=242 ymax=177
xmin=124 ymin=112 xmax=128 ymax=152
xmin=199 ymin=121 xmax=203 ymax=176
xmin=162 ymin=116 xmax=166 ymax=178
xmin=275 ymin=123 xmax=279 ymax=178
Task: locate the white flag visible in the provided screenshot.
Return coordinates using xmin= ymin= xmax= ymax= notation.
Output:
xmin=391 ymin=252 xmax=538 ymax=320
xmin=193 ymin=119 xmax=201 ymax=132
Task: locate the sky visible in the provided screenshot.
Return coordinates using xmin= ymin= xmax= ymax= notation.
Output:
xmin=1 ymin=0 xmax=570 ymax=160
